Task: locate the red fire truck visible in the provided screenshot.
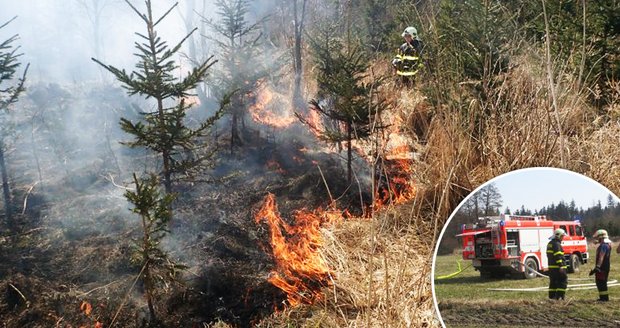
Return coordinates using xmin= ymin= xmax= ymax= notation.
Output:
xmin=457 ymin=215 xmax=588 ymax=279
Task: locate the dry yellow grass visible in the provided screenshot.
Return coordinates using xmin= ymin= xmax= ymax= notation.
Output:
xmin=254 ymin=36 xmax=619 ymax=328
xmin=257 ymin=203 xmax=439 ymax=328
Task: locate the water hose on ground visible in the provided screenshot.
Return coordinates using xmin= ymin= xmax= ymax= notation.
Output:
xmin=517 ymin=261 xmax=601 ymax=281
xmin=436 ymin=260 xmax=613 ymax=291
xmin=488 ymin=280 xmax=619 ymax=292
xmin=435 ymin=260 xmax=472 ymax=280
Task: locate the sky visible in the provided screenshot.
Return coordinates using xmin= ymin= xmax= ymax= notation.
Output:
xmin=491 ymin=168 xmax=618 ymax=213
xmin=0 ymin=1 xmax=211 ymax=82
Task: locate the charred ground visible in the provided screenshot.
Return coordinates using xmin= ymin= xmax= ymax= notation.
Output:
xmin=0 ymin=86 xmax=387 ymax=327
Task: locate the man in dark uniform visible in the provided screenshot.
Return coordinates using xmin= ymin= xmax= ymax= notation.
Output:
xmin=590 ymin=229 xmax=612 ymax=301
xmin=391 ymin=26 xmax=424 ymax=86
xmin=547 ymin=228 xmax=568 ymax=300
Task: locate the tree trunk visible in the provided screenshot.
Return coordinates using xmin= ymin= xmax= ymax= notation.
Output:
xmin=230 ymin=111 xmax=238 ymax=154
xmin=347 ymin=121 xmax=352 ymax=185
xmin=0 ymin=142 xmax=13 ymax=228
xmin=144 ymin=261 xmax=157 ymax=323
xmin=183 ymin=0 xmax=210 ymax=109
xmin=162 ymin=151 xmax=172 ymax=195
xmin=292 ymin=0 xmax=307 ymax=111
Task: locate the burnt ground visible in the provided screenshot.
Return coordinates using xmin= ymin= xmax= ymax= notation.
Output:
xmin=438 ymin=299 xmax=620 ymax=327
xmin=0 ymin=120 xmax=377 ymax=327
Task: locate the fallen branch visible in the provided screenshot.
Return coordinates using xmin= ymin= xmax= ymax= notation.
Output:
xmin=9 ymin=283 xmax=29 ymax=307
xmin=110 ymin=262 xmax=148 ymax=327
xmin=78 ymin=277 xmax=131 ymax=297
xmin=22 ymin=181 xmax=40 ymax=215
xmin=102 ymin=173 xmax=134 ymax=191
xmin=316 ymin=165 xmax=334 ymax=206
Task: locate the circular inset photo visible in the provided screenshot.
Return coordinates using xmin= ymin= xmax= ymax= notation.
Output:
xmin=432 ymin=167 xmax=620 ymax=328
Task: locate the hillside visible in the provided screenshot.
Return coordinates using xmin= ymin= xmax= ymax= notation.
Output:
xmin=1 ymin=1 xmax=619 ymax=327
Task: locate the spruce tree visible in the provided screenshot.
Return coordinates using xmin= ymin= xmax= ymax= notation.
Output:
xmin=205 ymin=0 xmax=268 ymax=152
xmin=125 ymin=173 xmax=183 ymax=324
xmin=93 ymin=0 xmax=226 ymax=194
xmin=0 ymin=17 xmax=28 ymax=229
xmin=301 ymin=24 xmax=385 ymax=184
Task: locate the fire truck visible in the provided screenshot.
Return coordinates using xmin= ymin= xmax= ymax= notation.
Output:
xmin=457 ymin=215 xmax=588 ymax=279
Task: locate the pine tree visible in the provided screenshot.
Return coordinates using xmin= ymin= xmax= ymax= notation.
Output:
xmin=301 ymin=23 xmax=385 ymax=184
xmin=205 ymin=0 xmax=268 ymax=152
xmin=0 ymin=17 xmax=28 ymax=229
xmin=93 ymin=0 xmax=226 ymax=194
xmin=125 ymin=173 xmax=183 ymax=324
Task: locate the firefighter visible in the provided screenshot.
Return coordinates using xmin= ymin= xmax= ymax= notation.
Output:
xmin=589 ymin=229 xmax=612 ymax=301
xmin=546 ymin=228 xmax=568 ymax=300
xmin=391 ymin=26 xmax=424 ymax=86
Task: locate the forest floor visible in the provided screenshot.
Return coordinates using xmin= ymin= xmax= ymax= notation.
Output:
xmin=0 ymin=92 xmax=439 ymax=328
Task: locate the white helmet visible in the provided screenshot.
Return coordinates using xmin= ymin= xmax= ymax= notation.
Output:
xmin=402 ymin=26 xmax=418 ymax=38
xmin=554 ymin=228 xmax=567 ymax=238
xmin=593 ymin=229 xmax=608 ymax=239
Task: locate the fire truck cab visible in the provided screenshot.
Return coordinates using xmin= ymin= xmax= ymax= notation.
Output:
xmin=458 ymin=215 xmax=588 ymax=279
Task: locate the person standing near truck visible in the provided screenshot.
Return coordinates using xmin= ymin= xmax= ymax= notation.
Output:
xmin=547 ymin=228 xmax=568 ymax=300
xmin=590 ymin=229 xmax=612 ymax=301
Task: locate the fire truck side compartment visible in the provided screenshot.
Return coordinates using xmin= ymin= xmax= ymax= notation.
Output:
xmin=474 ymin=232 xmax=493 ymax=258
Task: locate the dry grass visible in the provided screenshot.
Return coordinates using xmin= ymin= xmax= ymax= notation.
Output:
xmin=251 ymin=25 xmax=620 ymax=327
xmin=257 ymin=203 xmax=439 ymax=328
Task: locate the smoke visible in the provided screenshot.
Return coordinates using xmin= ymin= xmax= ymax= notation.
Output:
xmin=0 ymin=1 xmax=195 ymax=82
xmin=0 ymin=1 xmax=387 ymax=325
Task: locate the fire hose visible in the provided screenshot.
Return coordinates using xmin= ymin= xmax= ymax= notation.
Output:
xmin=436 ymin=260 xmax=619 ymax=291
xmin=435 ymin=261 xmax=472 ymax=280
xmin=488 ymin=280 xmax=620 ymax=292
xmin=516 ymin=260 xmax=589 ymax=280
xmin=489 ymin=261 xmax=620 ymax=291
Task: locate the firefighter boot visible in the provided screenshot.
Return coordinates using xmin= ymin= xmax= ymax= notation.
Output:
xmin=596 ymin=273 xmax=609 ymax=301
xmin=556 ymin=288 xmax=566 ymax=300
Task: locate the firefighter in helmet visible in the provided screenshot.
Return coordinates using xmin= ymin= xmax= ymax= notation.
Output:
xmin=391 ymin=26 xmax=424 ymax=86
xmin=589 ymin=229 xmax=612 ymax=301
xmin=546 ymin=228 xmax=568 ymax=300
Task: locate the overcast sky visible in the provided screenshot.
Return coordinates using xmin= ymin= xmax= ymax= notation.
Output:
xmin=491 ymin=168 xmax=618 ymax=213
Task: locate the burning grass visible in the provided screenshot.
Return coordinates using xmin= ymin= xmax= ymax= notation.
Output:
xmin=255 ymin=202 xmax=439 ymax=327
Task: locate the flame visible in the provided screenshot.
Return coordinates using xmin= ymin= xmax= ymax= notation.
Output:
xmin=373 ymin=145 xmax=416 ymax=209
xmin=292 ymin=155 xmax=305 ymax=164
xmin=266 ymin=160 xmax=286 ymax=175
xmin=80 ymin=301 xmax=92 ymax=316
xmin=255 ymin=193 xmax=340 ymax=306
xmin=255 ymin=93 xmax=420 ymax=308
xmin=249 ymin=81 xmax=296 ymax=128
xmin=302 ymin=104 xmax=325 ymax=140
xmin=182 ymin=95 xmax=200 ymax=107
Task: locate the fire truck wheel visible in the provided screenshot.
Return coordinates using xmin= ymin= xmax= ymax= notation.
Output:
xmin=523 ymin=257 xmax=539 ymax=279
xmin=568 ymin=254 xmax=580 ymax=273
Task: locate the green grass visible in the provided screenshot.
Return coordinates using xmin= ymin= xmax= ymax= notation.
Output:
xmin=434 ymin=247 xmax=618 ymax=301
xmin=433 ymin=246 xmax=620 ymax=327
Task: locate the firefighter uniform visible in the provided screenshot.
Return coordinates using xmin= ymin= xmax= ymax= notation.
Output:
xmin=391 ymin=27 xmax=424 ymax=86
xmin=595 ymin=241 xmax=612 ymax=301
xmin=546 ymin=237 xmax=567 ymax=300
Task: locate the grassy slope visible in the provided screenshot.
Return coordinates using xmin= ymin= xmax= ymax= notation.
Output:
xmin=434 ymin=247 xmax=620 ymax=327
